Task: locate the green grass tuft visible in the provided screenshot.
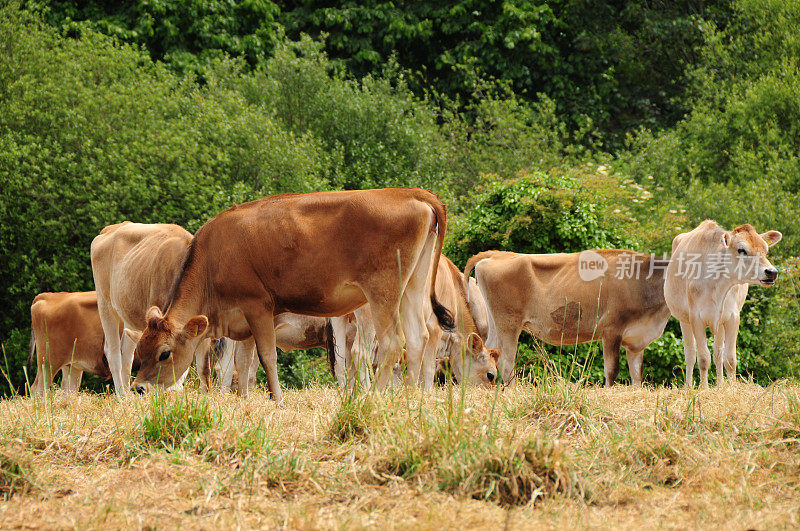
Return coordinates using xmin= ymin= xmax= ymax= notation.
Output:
xmin=141 ymin=392 xmax=216 ymax=450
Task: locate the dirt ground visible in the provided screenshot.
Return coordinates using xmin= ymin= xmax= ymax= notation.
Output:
xmin=1 ymin=380 xmax=799 ymax=529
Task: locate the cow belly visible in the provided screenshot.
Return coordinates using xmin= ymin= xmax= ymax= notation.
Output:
xmin=284 ymin=283 xmax=367 ymax=317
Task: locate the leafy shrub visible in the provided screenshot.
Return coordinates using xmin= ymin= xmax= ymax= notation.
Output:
xmin=27 ymin=0 xmax=282 ymax=75
xmin=236 ymin=37 xmax=455 ymax=193
xmin=446 ymin=169 xmax=637 ymax=266
xmin=0 ymin=8 xmax=455 ymax=394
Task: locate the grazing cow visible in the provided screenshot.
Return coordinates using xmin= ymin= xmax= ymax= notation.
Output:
xmin=91 ymin=222 xmax=202 ymax=394
xmin=131 ymin=188 xmax=454 ymax=405
xmin=664 ymin=221 xmax=781 ymax=387
xmin=29 ymin=291 xmax=139 ymax=395
xmin=422 ymin=255 xmax=499 ymax=387
xmin=214 ymin=313 xmax=333 ymax=392
xmin=329 ymin=256 xmax=500 ymax=389
xmin=464 ymin=250 xmax=672 ymax=386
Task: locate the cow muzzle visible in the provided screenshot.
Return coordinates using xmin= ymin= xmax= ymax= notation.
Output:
xmin=131 ymin=383 xmax=147 ymax=394
xmin=761 ymin=268 xmax=778 ymax=286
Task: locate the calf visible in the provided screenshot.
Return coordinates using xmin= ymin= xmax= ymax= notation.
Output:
xmin=464 ymin=250 xmax=672 ymax=386
xmin=664 ymin=221 xmax=781 ymax=387
xmin=29 ymin=291 xmax=138 ymax=395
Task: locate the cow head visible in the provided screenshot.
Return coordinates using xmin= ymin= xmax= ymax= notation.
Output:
xmin=131 ymin=306 xmax=209 ymax=392
xmin=722 ymin=225 xmax=782 ymax=286
xmin=456 ymin=332 xmax=500 ymax=387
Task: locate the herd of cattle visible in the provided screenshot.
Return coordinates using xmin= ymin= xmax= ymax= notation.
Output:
xmin=27 ymin=188 xmax=782 ymax=402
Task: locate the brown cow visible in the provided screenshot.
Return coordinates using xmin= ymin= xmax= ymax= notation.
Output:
xmin=464 ymin=250 xmax=671 ymax=386
xmin=422 ymin=256 xmax=500 ymax=386
xmin=29 ymin=291 xmax=139 ymax=395
xmin=132 ymin=188 xmax=454 ymax=404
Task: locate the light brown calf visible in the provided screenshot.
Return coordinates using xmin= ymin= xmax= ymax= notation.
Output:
xmin=91 ymin=222 xmax=205 ymax=394
xmin=29 ymin=291 xmax=137 ymax=395
xmin=132 ymin=188 xmax=454 ymax=405
xmin=465 ymin=250 xmax=672 ymax=386
xmin=665 ymin=221 xmax=781 ymax=387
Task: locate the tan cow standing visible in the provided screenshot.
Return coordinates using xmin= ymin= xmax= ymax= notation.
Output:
xmin=29 ymin=291 xmax=139 ymax=395
xmin=664 ymin=221 xmax=781 ymax=387
xmin=132 ymin=188 xmax=454 ymax=405
xmin=464 ymin=250 xmax=672 ymax=386
xmin=91 ymin=222 xmax=199 ymax=394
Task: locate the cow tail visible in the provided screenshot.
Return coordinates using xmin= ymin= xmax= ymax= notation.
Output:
xmin=424 ymin=196 xmax=455 ymax=331
xmin=324 ymin=320 xmax=337 ymax=376
xmin=463 ymin=251 xmax=497 ymax=301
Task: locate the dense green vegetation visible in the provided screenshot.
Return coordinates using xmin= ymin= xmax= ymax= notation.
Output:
xmin=1 ymin=0 xmax=798 ymax=394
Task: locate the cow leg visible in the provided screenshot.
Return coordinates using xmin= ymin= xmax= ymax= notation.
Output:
xmin=722 ymin=317 xmax=740 ymax=382
xmin=233 ymin=338 xmax=257 ymax=397
xmin=195 ymin=341 xmax=212 ymax=392
xmin=60 ymin=365 xmax=83 ymax=393
xmin=351 ymin=306 xmax=376 ymax=390
xmin=601 ymin=336 xmax=622 ymax=386
xmin=120 ymin=330 xmax=136 ymax=389
xmin=400 ymin=282 xmax=431 ymax=388
xmin=420 ymin=314 xmax=442 ymax=389
xmin=246 ymin=312 xmax=283 ymax=405
xmin=369 ymin=302 xmax=403 ymax=391
xmin=329 ymin=316 xmax=350 ymax=389
xmin=488 ymin=323 xmax=522 ymax=384
xmin=216 ymin=339 xmax=236 ymax=391
xmin=691 ymin=321 xmax=712 ymax=389
xmin=712 ymin=321 xmax=726 ymax=386
xmin=625 ymin=349 xmax=644 ymax=387
xmin=97 ymin=298 xmax=127 ymax=395
xmin=31 ymin=335 xmax=52 ymax=397
xmin=679 ymin=320 xmax=697 ymax=388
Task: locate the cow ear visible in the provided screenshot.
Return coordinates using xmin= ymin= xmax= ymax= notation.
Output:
xmin=182 ymin=315 xmax=209 ymax=339
xmin=123 ymin=328 xmax=141 ymax=342
xmin=721 ymin=232 xmax=731 ymax=248
xmin=146 ymin=306 xmax=163 ymax=323
xmin=468 ymin=332 xmax=483 ymax=353
xmin=761 ymin=230 xmax=782 ymax=247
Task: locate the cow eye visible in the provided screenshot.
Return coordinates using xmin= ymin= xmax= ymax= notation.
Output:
xmin=737 ymin=248 xmax=747 ymax=256
xmin=159 ymin=350 xmax=172 ymax=362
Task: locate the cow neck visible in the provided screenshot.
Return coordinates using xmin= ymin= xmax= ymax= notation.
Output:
xmin=165 ymin=249 xmax=209 ymax=328
xmin=710 ymin=275 xmax=740 ymax=309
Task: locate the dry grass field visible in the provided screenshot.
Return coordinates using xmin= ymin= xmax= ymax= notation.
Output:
xmin=2 ymin=378 xmax=800 ymax=529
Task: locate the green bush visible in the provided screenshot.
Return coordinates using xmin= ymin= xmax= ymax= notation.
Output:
xmin=445 ymin=170 xmax=637 ymax=266
xmin=0 ymin=8 xmax=455 ymax=394
xmin=235 ymin=37 xmax=455 ymax=193
xmin=27 ymin=0 xmax=282 ymax=75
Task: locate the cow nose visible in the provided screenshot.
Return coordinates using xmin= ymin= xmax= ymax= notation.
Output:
xmin=487 ymin=372 xmax=496 ymax=383
xmin=765 ymin=268 xmax=778 ymax=280
xmin=131 ymin=384 xmax=146 ymax=394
